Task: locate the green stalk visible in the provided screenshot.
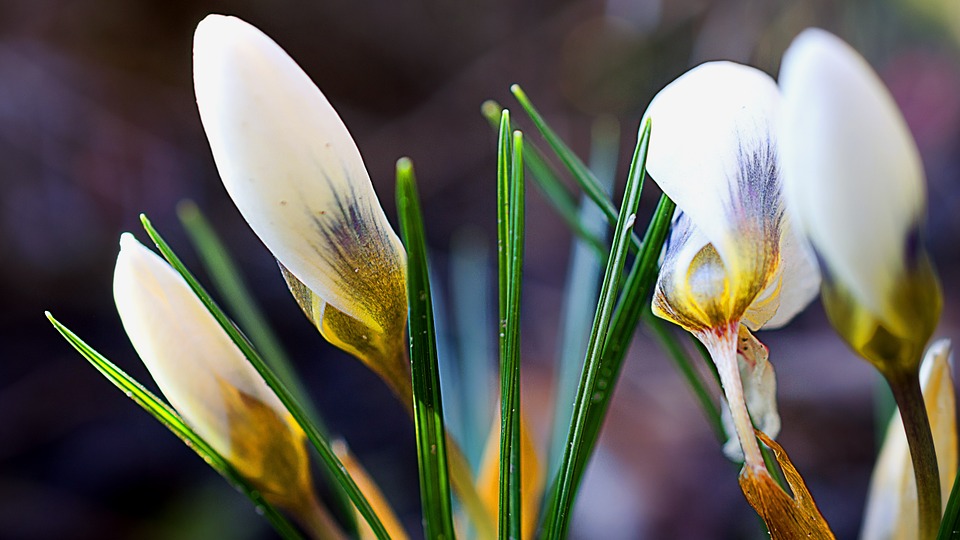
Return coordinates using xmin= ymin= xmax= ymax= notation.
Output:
xmin=396 ymin=158 xmax=457 ymax=540
xmin=887 ymin=369 xmax=942 ymax=540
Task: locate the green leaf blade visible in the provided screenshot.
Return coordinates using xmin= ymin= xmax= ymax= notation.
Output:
xmin=395 ymin=158 xmax=457 ymax=540
xmin=544 ymin=119 xmax=650 ymax=539
xmin=496 ymin=122 xmax=525 ymax=540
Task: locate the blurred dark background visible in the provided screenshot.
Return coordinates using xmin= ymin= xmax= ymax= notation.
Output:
xmin=2 ymin=0 xmax=960 ymax=538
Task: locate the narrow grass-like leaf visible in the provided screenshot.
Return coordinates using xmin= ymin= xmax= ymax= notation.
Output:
xmin=546 ymin=119 xmax=616 ymax=480
xmin=938 ymin=471 xmax=960 ymax=539
xmin=568 ymin=187 xmax=672 ymax=492
xmin=496 ymin=114 xmax=525 ymax=540
xmin=481 ymin=100 xmax=606 ymax=259
xmin=395 ymin=157 xmax=457 ymax=540
xmin=544 ymin=119 xmax=649 ymax=540
xmin=176 ymin=200 xmax=356 ymax=533
xmin=45 ymin=313 xmax=304 ymax=540
xmin=139 ymin=215 xmax=390 ymax=540
xmin=508 ymin=86 xmax=617 ymax=223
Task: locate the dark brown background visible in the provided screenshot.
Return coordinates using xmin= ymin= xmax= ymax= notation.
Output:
xmin=3 ymin=0 xmax=960 ymax=538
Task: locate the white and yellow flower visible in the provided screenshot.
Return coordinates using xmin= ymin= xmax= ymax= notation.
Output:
xmin=861 ymin=339 xmax=956 ymax=540
xmin=113 ymin=234 xmax=338 ymax=537
xmin=642 ymin=61 xmax=820 ymax=471
xmin=193 ymin=15 xmax=409 ymax=396
xmin=779 ymin=28 xmax=941 ymax=373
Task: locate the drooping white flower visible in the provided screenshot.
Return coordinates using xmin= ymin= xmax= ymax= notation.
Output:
xmin=861 ymin=339 xmax=956 ymax=540
xmin=642 ymin=62 xmax=820 ymax=471
xmin=193 ymin=15 xmax=409 ymax=393
xmin=779 ymin=28 xmax=941 ymax=370
xmin=113 ymin=233 xmax=315 ymax=511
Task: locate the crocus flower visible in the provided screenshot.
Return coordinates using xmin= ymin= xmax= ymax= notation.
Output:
xmin=780 ymin=29 xmax=945 ymax=538
xmin=642 ymin=61 xmax=820 ymax=472
xmin=861 ymin=339 xmax=956 ymax=540
xmin=193 ymin=14 xmax=410 ymax=398
xmin=113 ymin=234 xmax=339 ymax=538
xmin=779 ymin=28 xmax=942 ymax=373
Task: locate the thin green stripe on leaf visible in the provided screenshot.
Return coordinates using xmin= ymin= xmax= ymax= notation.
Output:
xmin=544 ymin=119 xmax=650 ymax=540
xmin=139 ymin=215 xmax=391 ymax=540
xmin=395 ymin=157 xmax=457 ymax=540
xmin=45 ymin=312 xmax=304 ymax=540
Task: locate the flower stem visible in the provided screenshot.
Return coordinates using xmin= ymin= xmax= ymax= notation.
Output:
xmin=886 ymin=368 xmax=941 ymax=540
xmin=700 ymin=324 xmax=765 ymax=472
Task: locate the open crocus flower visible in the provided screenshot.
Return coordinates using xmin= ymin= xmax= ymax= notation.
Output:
xmin=779 ymin=28 xmax=942 ymax=374
xmin=862 ymin=339 xmax=956 ymax=540
xmin=113 ymin=234 xmax=339 ymax=539
xmin=193 ymin=14 xmax=410 ymax=399
xmin=642 ymin=61 xmax=820 ymax=473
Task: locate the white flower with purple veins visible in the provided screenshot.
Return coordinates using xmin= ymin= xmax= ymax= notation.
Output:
xmin=642 ymin=62 xmax=820 ymax=471
xmin=193 ymin=15 xmax=410 ymax=397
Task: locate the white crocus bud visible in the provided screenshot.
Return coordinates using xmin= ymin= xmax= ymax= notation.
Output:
xmin=780 ymin=28 xmax=941 ymax=372
xmin=113 ymin=233 xmax=317 ymax=514
xmin=193 ymin=15 xmax=409 ymax=396
xmin=861 ymin=340 xmax=956 ymax=540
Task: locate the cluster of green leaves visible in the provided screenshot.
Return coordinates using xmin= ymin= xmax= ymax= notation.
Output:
xmin=53 ymin=81 xmax=960 ymax=540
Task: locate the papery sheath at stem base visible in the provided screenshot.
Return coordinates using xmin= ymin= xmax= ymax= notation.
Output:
xmin=739 ymin=431 xmax=835 ymax=539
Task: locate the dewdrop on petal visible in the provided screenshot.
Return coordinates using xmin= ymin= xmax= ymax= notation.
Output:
xmin=193 ymin=15 xmax=410 ymax=397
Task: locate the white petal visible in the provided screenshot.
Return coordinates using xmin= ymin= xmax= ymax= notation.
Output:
xmin=780 ymin=28 xmax=926 ymax=319
xmin=860 ymin=339 xmax=956 ymax=540
xmin=757 ymin=217 xmax=821 ymax=329
xmin=113 ymin=233 xmax=288 ymax=460
xmin=642 ymin=61 xmax=781 ymax=272
xmin=193 ymin=15 xmax=405 ymax=326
